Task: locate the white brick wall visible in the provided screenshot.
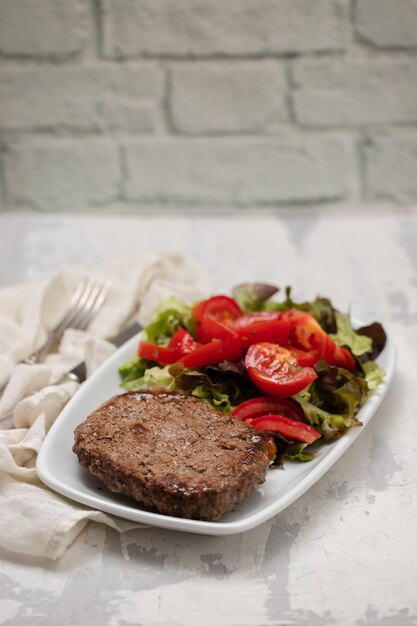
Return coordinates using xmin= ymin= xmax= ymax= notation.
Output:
xmin=3 ymin=138 xmax=120 ymax=210
xmin=355 ymin=0 xmax=417 ymax=48
xmin=363 ymin=131 xmax=417 ymax=202
xmin=123 ymin=137 xmax=348 ymax=203
xmin=292 ymin=55 xmax=417 ymax=126
xmin=0 ymin=0 xmax=84 ymax=57
xmin=100 ymin=0 xmax=349 ymax=58
xmin=1 ymin=63 xmax=161 ymax=132
xmin=0 ymin=0 xmax=416 ymax=211
xmin=169 ymin=62 xmax=288 ymax=134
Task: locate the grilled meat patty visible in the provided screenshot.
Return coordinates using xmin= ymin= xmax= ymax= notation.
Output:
xmin=73 ymin=389 xmax=269 ymax=520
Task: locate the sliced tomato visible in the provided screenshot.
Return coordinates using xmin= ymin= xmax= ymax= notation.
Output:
xmin=195 ymin=314 xmax=238 ymax=343
xmin=138 ymin=341 xmax=183 ymax=365
xmin=232 ymin=316 xmax=291 ymax=349
xmin=232 ymin=311 xmax=283 ymax=328
xmin=192 ymin=295 xmax=242 ymax=326
xmin=287 ymin=346 xmax=320 ymax=368
xmin=285 ymin=310 xmax=326 ymax=353
xmin=231 ymin=396 xmax=305 ymax=422
xmin=168 ymin=329 xmax=198 ymax=354
xmin=279 ymin=307 xmax=312 ymax=325
xmin=245 ymin=342 xmax=317 ymax=399
xmin=220 ymin=334 xmax=245 ymax=362
xmin=178 ymin=335 xmax=243 ymax=369
xmin=332 ymin=344 xmax=356 ymax=371
xmin=247 ymin=414 xmax=321 ymax=444
xmin=281 ymin=308 xmax=355 ymax=372
xmin=178 ymin=340 xmax=225 ymax=368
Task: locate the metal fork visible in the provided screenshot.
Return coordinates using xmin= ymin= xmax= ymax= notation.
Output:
xmin=23 ymin=278 xmax=111 ymax=365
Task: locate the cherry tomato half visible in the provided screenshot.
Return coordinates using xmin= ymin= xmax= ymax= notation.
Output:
xmin=196 ymin=314 xmax=239 ymax=344
xmin=281 ymin=309 xmax=355 ymax=372
xmin=168 ymin=329 xmax=198 ymax=354
xmin=245 ymin=342 xmax=317 ymax=399
xmin=287 ymin=346 xmax=320 ymax=368
xmin=331 ymin=344 xmax=356 ymax=371
xmin=138 ymin=341 xmax=183 ymax=365
xmin=232 ymin=312 xmax=291 ymax=349
xmin=192 ymin=295 xmax=242 ymax=326
xmin=178 ymin=340 xmax=225 ymax=368
xmin=247 ymin=414 xmax=321 ymax=444
xmin=232 ymin=311 xmax=282 ymax=328
xmin=231 ymin=396 xmax=305 ymax=422
xmin=179 ymin=335 xmax=243 ymax=369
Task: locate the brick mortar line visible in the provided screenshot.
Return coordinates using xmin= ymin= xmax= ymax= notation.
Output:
xmin=285 ymin=60 xmax=297 ymax=125
xmin=118 ymin=144 xmax=128 ymax=201
xmin=161 ymin=65 xmax=177 ymax=135
xmin=4 ymin=47 xmax=412 ymax=65
xmin=3 ymin=125 xmax=417 ymax=144
xmin=0 ymin=147 xmax=6 ymax=210
xmin=2 ymin=48 xmax=417 ymax=68
xmin=349 ymin=0 xmax=415 ymax=53
xmin=6 ymin=195 xmax=352 ymax=212
xmin=357 ymin=132 xmax=370 ymax=200
xmin=89 ymin=0 xmax=104 ymax=59
xmin=1 ymin=200 xmax=410 ymax=215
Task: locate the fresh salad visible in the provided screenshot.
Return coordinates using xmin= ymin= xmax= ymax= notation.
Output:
xmin=119 ymin=283 xmax=386 ymax=466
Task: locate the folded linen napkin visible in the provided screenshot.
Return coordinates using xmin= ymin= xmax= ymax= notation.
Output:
xmin=0 ymin=253 xmax=209 ymax=560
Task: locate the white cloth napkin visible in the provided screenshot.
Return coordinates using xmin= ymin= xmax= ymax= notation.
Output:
xmin=0 ymin=253 xmax=209 ymax=560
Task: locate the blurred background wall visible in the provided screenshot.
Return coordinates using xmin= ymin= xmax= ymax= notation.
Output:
xmin=0 ymin=0 xmax=417 ymax=212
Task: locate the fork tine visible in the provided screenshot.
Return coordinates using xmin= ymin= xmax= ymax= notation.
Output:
xmin=64 ymin=278 xmax=99 ymax=331
xmin=17 ymin=277 xmax=111 ymax=368
xmin=72 ymin=280 xmax=111 ymax=332
xmin=51 ymin=278 xmax=94 ymax=337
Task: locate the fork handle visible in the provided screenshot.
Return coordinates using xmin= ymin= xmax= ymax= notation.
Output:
xmin=22 ymin=332 xmax=62 ymax=365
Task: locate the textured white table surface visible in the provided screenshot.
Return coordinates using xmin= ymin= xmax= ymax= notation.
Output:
xmin=0 ymin=209 xmax=416 ymax=626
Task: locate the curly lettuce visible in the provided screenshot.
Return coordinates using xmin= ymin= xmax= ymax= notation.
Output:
xmin=293 ymin=362 xmax=368 ymax=441
xmin=143 ymin=297 xmax=194 ymax=346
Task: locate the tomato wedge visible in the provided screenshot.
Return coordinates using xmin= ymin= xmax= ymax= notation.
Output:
xmin=168 ymin=329 xmax=198 ymax=354
xmin=232 ymin=311 xmax=282 ymax=328
xmin=178 ymin=340 xmax=225 ymax=368
xmin=192 ymin=295 xmax=242 ymax=326
xmin=281 ymin=308 xmax=355 ymax=372
xmin=287 ymin=346 xmax=320 ymax=368
xmin=231 ymin=396 xmax=305 ymax=422
xmin=247 ymin=415 xmax=321 ymax=444
xmin=138 ymin=341 xmax=183 ymax=365
xmin=196 ymin=314 xmax=239 ymax=343
xmin=330 ymin=344 xmax=356 ymax=371
xmin=245 ymin=342 xmax=317 ymax=399
xmin=232 ymin=314 xmax=291 ymax=349
xmin=281 ymin=309 xmax=326 ymax=353
xmin=178 ymin=335 xmax=242 ymax=368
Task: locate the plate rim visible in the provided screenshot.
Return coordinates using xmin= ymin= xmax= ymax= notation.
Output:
xmin=36 ymin=319 xmax=396 ymax=536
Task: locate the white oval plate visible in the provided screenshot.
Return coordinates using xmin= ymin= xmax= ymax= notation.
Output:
xmin=37 ymin=322 xmax=396 ymax=535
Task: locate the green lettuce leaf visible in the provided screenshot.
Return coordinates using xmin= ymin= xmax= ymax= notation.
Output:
xmin=118 ymin=357 xmax=153 ymax=385
xmin=190 ymin=385 xmax=232 ymax=412
xmin=120 ymin=363 xmax=175 ymax=391
xmin=362 ymin=360 xmax=385 ymax=391
xmin=144 ymin=297 xmax=194 ymax=345
xmin=284 ymin=442 xmax=315 ymax=463
xmin=330 ymin=312 xmax=372 ymax=356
